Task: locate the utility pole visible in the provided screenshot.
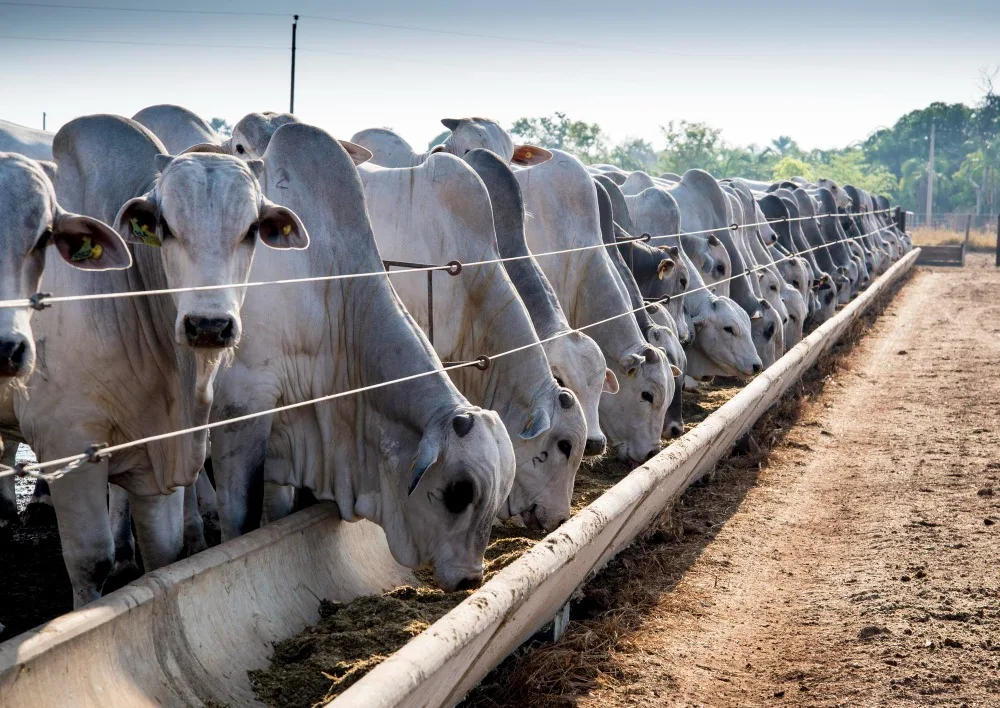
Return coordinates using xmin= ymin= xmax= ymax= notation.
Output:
xmin=925 ymin=121 xmax=935 ymax=227
xmin=290 ymin=14 xmax=299 ymax=114
xmin=42 ymin=112 xmax=46 ymax=131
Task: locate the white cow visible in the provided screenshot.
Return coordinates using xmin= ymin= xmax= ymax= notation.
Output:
xmin=3 ymin=114 xmax=308 ymax=607
xmin=0 ymin=152 xmax=132 ymax=540
xmin=515 ymin=150 xmax=670 ymax=465
xmin=352 ymin=117 xmax=550 ymax=169
xmin=132 ymin=104 xmax=221 ymax=155
xmin=359 ymin=153 xmax=587 ymax=532
xmin=0 ymin=120 xmax=54 ymax=161
xmin=210 ymin=123 xmax=515 ymax=590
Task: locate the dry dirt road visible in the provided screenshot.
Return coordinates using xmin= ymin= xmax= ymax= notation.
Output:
xmin=471 ymin=254 xmax=1000 ymax=707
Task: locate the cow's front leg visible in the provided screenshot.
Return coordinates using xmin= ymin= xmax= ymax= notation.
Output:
xmin=109 ymin=483 xmax=138 ymax=578
xmin=50 ymin=460 xmax=113 ymax=608
xmin=181 ymin=482 xmax=207 ymax=557
xmin=128 ymin=488 xmax=185 ymax=572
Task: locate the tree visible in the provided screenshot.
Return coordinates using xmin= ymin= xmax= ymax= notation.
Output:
xmin=428 ymin=130 xmax=449 ymax=149
xmin=772 ymin=156 xmax=813 ymax=182
xmin=509 ymin=112 xmax=608 ymax=161
xmin=210 ymin=117 xmax=233 ymax=138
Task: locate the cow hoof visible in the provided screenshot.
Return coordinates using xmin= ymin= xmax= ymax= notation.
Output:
xmin=110 ymin=558 xmax=140 ymax=583
xmin=22 ymin=501 xmax=56 ymax=527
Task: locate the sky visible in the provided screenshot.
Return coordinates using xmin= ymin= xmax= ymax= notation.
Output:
xmin=1 ymin=0 xmax=998 ymax=152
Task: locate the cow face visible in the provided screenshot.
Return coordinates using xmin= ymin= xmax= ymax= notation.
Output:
xmin=751 ymin=300 xmax=781 ymax=368
xmin=544 ymin=330 xmax=614 ymax=457
xmin=686 ymin=296 xmax=762 ymax=380
xmin=499 ymin=383 xmax=586 ymax=533
xmin=0 ymin=154 xmax=130 ymax=382
xmin=115 ymin=153 xmax=307 ymax=352
xmin=599 ymin=344 xmax=671 ymax=466
xmin=644 ymin=324 xmax=686 ymax=439
xmin=781 ymin=285 xmax=807 ymax=349
xmin=401 ymin=407 xmax=515 ymax=591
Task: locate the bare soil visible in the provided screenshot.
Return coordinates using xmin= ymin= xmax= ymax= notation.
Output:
xmin=467 ymin=254 xmax=1000 ymax=707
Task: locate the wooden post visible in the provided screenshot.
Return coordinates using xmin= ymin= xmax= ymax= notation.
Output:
xmin=963 ymin=214 xmax=971 ymax=266
xmin=996 ymin=215 xmax=1000 ymax=267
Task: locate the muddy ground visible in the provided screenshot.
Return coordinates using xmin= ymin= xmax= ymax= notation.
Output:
xmin=467 ymin=255 xmax=1000 ymax=707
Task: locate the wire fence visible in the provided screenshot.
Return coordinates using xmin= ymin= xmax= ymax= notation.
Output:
xmin=0 ymin=213 xmax=902 ymax=483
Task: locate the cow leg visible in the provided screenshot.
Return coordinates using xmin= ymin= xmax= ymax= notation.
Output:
xmin=182 ymin=482 xmax=207 ymax=557
xmin=262 ymin=483 xmax=295 ymax=525
xmin=128 ymin=488 xmax=185 ymax=572
xmin=195 ymin=467 xmax=220 ymax=545
xmin=0 ymin=445 xmax=19 ymax=543
xmin=23 ymin=478 xmax=56 ymax=527
xmin=108 ymin=483 xmax=138 ymax=578
xmin=212 ymin=416 xmax=271 ymax=541
xmin=50 ymin=460 xmax=114 ymax=608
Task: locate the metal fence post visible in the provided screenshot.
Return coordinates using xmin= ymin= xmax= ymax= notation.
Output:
xmin=963 ymin=214 xmax=971 ymax=266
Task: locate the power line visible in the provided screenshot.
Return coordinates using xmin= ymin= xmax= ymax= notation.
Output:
xmin=0 ymin=1 xmax=286 ymax=17
xmin=0 ymin=34 xmax=286 ymax=51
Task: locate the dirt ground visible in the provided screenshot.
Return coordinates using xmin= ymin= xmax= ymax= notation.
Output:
xmin=469 ymin=254 xmax=1000 ymax=707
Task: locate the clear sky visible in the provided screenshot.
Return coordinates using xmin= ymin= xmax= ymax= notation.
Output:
xmin=1 ymin=0 xmax=997 ymax=152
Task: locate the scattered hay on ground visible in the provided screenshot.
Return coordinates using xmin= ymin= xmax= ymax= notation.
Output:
xmin=909 ymin=226 xmax=995 ymax=252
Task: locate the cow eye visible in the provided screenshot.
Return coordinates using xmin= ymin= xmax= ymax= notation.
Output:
xmin=679 ymin=278 xmax=688 ymax=289
xmin=34 ymin=227 xmax=53 ymax=251
xmin=245 ymin=222 xmax=259 ymax=242
xmin=792 ymin=280 xmax=800 ymax=288
xmin=770 ymin=285 xmax=778 ymax=292
xmin=557 ymin=440 xmax=573 ymax=458
xmin=715 ymin=264 xmax=726 ymax=275
xmin=641 ymin=391 xmax=654 ymax=404
xmin=724 ymin=326 xmax=736 ymax=335
xmin=442 ymin=478 xmax=474 ymax=514
xmin=236 ymin=144 xmax=246 ymax=155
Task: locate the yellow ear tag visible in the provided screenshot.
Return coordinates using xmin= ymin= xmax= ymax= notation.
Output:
xmin=71 ymin=236 xmax=99 ymax=261
xmin=281 ymin=223 xmax=292 ymax=237
xmin=130 ymin=217 xmax=161 ymax=247
xmin=524 ymin=150 xmax=532 ymax=159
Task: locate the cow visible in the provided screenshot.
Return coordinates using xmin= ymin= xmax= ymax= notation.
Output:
xmin=515 ymin=150 xmax=670 ymax=465
xmin=132 ymin=104 xmax=221 ymax=155
xmin=0 ymin=152 xmax=132 ymax=541
xmin=352 ymin=117 xmax=550 ymax=169
xmin=358 ymin=153 xmax=586 ymax=532
xmin=620 ymin=181 xmax=761 ymax=382
xmin=463 ymin=149 xmax=612 ymax=459
xmin=210 ymin=123 xmax=515 ymax=590
xmin=2 ymin=114 xmax=308 ymax=608
xmin=0 ymin=119 xmax=54 ymax=161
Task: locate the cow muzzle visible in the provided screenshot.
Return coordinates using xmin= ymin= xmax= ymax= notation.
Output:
xmin=182 ymin=315 xmax=240 ymax=349
xmin=0 ymin=333 xmax=32 ymax=378
xmin=584 ymin=435 xmax=607 ymax=457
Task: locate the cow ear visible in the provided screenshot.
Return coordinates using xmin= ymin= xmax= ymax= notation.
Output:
xmin=707 ymin=234 xmax=721 ymax=246
xmin=621 ymin=352 xmax=645 ymax=377
xmin=38 ymin=160 xmax=58 ymax=182
xmin=246 ymin=159 xmax=265 ymax=179
xmin=258 ymin=199 xmax=309 ymax=250
xmin=602 ymin=368 xmax=619 ymax=394
xmin=669 ymin=363 xmax=683 ymax=378
xmin=408 ymin=433 xmax=441 ymax=495
xmin=154 ymin=154 xmax=174 ymax=173
xmin=518 ymin=407 xmax=551 ymax=441
xmin=338 ymin=140 xmax=373 ymax=166
xmin=116 ymin=195 xmax=161 ymax=247
xmin=51 ymin=211 xmax=133 ymax=271
xmin=441 ymin=118 xmax=460 ymax=131
xmin=657 ymin=258 xmax=675 ymax=280
xmin=511 ymin=144 xmax=552 ymax=166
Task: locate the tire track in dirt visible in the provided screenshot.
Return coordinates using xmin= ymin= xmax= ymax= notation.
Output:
xmin=577 ymin=254 xmax=1000 ymax=706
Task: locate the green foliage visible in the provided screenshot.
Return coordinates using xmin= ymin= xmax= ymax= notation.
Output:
xmin=427 ymin=130 xmax=449 ymax=149
xmin=209 ymin=117 xmax=232 ymax=138
xmin=509 ymin=77 xmax=1000 ymax=213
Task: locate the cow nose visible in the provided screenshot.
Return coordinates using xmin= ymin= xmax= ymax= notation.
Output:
xmin=0 ymin=334 xmax=30 ymax=377
xmin=183 ymin=315 xmax=237 ymax=349
xmin=667 ymin=423 xmax=683 ymax=439
xmin=644 ymin=448 xmax=659 ymax=462
xmin=752 ymin=362 xmax=763 ymax=374
xmin=455 ymin=574 xmax=483 ymax=591
xmin=584 ymin=435 xmax=606 ymax=457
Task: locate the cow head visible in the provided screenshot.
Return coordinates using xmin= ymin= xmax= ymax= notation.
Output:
xmin=389 ymin=406 xmax=515 ymax=592
xmin=0 ymin=153 xmax=130 ymax=382
xmin=115 ymin=153 xmax=307 ymax=352
xmin=543 ymin=329 xmax=615 ymax=457
xmin=433 ymin=117 xmax=551 ymax=166
xmin=599 ymin=343 xmax=672 ymax=466
xmin=497 ymin=381 xmax=587 ymax=533
xmin=686 ymin=296 xmax=762 ymax=380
